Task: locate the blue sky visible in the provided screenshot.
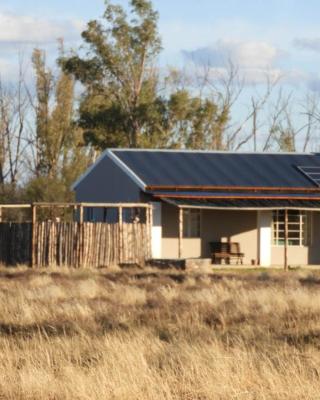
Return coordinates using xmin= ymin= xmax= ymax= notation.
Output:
xmin=2 ymin=0 xmax=320 ymax=151
xmin=1 ymin=0 xmax=320 ymax=90
xmin=1 ymin=0 xmax=320 ymax=86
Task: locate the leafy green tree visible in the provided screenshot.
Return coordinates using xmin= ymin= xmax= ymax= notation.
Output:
xmin=165 ymin=90 xmax=229 ymax=149
xmin=62 ymin=0 xmax=163 ymax=148
xmin=28 ymin=44 xmax=89 ymax=201
xmin=62 ymin=0 xmax=230 ymax=151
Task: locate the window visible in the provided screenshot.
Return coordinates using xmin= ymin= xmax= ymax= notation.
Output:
xmin=272 ymin=210 xmax=311 ymax=246
xmin=183 ymin=209 xmax=200 ymax=238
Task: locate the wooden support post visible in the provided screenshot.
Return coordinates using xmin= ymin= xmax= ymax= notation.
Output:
xmin=79 ymin=205 xmax=84 ymax=223
xmin=145 ymin=207 xmax=149 ymax=260
xmin=78 ymin=205 xmax=84 ymax=268
xmin=119 ymin=206 xmax=123 ymax=264
xmin=148 ymin=205 xmax=153 ymax=259
xmin=284 ymin=208 xmax=288 ymax=272
xmin=178 ymin=207 xmax=183 ymax=259
xmin=31 ymin=204 xmax=37 ymax=268
xmin=0 ymin=207 xmax=2 ymax=223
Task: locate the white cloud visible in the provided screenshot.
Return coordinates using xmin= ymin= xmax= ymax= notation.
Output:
xmin=0 ymin=12 xmax=85 ymax=82
xmin=0 ymin=12 xmax=84 ymax=45
xmin=183 ymin=40 xmax=282 ymax=69
xmin=293 ymin=38 xmax=320 ymax=53
xmin=182 ymin=39 xmax=287 ymax=85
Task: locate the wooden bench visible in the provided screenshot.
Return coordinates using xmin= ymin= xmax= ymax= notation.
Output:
xmin=209 ymin=241 xmax=244 ymax=265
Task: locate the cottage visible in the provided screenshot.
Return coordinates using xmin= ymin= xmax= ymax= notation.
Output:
xmin=72 ymin=149 xmax=320 ymax=267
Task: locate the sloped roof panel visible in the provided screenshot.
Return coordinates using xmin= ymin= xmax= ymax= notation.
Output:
xmin=149 ymin=191 xmax=320 ymax=199
xmin=112 ymin=150 xmax=320 ymax=189
xmin=161 ymin=197 xmax=320 ymax=209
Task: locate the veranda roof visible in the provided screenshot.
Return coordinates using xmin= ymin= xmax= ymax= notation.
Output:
xmin=155 ymin=192 xmax=320 ymax=210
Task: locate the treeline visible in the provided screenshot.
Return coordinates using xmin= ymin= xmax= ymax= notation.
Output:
xmin=1 ymin=0 xmax=320 ymax=202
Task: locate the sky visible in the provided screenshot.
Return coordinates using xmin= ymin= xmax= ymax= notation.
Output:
xmin=2 ymin=0 xmax=320 ymax=151
xmin=1 ymin=0 xmax=320 ymax=90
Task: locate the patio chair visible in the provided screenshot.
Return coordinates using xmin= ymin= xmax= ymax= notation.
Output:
xmin=210 ymin=241 xmax=244 ymax=265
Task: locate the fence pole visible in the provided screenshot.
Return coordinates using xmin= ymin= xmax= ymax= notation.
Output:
xmin=31 ymin=204 xmax=37 ymax=268
xmin=79 ymin=205 xmax=84 ymax=223
xmin=72 ymin=205 xmax=77 ymax=222
xmin=284 ymin=208 xmax=288 ymax=272
xmin=77 ymin=205 xmax=83 ymax=268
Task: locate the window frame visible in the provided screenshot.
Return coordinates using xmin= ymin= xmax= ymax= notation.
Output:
xmin=183 ymin=209 xmax=201 ymax=238
xmin=272 ymin=210 xmax=312 ymax=247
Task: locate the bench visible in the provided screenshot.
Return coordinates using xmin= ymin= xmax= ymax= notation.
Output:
xmin=209 ymin=241 xmax=244 ymax=265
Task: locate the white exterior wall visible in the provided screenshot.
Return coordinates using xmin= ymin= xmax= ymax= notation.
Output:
xmin=160 ymin=205 xmax=320 ymax=265
xmin=257 ymin=211 xmax=272 ymax=267
xmin=151 ymin=202 xmax=162 ymax=258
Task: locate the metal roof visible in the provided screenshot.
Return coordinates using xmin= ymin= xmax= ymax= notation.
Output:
xmin=161 ymin=197 xmax=320 ymax=210
xmin=111 ymin=149 xmax=320 ymax=189
xmin=148 ymin=191 xmax=320 ymax=199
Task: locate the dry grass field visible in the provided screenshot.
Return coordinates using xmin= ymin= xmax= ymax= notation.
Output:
xmin=0 ymin=266 xmax=320 ymax=399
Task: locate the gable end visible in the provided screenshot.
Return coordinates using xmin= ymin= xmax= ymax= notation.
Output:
xmin=72 ymin=150 xmax=146 ymax=203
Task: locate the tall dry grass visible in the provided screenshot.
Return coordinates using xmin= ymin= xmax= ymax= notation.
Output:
xmin=0 ymin=267 xmax=320 ymax=399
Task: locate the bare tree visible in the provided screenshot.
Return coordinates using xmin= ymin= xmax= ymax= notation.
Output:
xmin=301 ymin=93 xmax=320 ymax=152
xmin=189 ymin=60 xmax=281 ymax=151
xmin=228 ymin=74 xmax=280 ymax=151
xmin=260 ymin=90 xmax=320 ymax=152
xmin=0 ymin=59 xmax=30 ymax=187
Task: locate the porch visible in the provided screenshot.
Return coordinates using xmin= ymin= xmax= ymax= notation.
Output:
xmin=151 ymin=201 xmax=320 ymax=268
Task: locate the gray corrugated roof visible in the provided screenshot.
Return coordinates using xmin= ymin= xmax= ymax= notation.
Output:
xmin=148 ymin=191 xmax=320 ymax=199
xmin=112 ymin=150 xmax=320 ymax=188
xmin=162 ymin=197 xmax=320 ymax=209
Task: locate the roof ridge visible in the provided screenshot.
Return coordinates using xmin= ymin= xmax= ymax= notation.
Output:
xmin=111 ymin=148 xmax=316 ymax=156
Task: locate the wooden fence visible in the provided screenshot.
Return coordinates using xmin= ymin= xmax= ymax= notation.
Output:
xmin=0 ymin=223 xmax=31 ymax=265
xmin=0 ymin=220 xmax=150 ymax=267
